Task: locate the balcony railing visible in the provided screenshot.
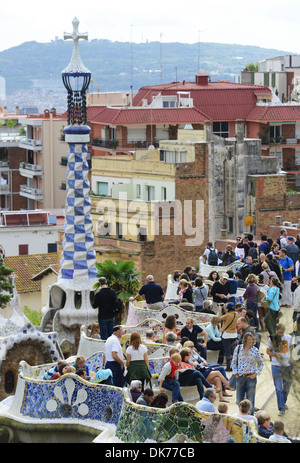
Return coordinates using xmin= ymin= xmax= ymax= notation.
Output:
xmin=19 ymin=162 xmax=43 ymax=178
xmin=261 ymin=137 xmax=300 ymax=146
xmin=0 ymin=184 xmax=9 ymax=195
xmin=92 ymin=138 xmax=159 ymax=150
xmin=20 ymin=185 xmax=43 ymax=201
xmin=19 ymin=137 xmax=42 ymax=150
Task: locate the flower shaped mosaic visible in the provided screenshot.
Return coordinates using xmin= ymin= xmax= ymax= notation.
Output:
xmin=46 ymin=377 xmax=89 ymax=418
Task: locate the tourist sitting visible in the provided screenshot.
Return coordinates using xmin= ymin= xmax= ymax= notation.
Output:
xmin=158 ymin=353 xmax=184 ymax=403
xmin=218 ymin=402 xmax=229 ymax=414
xmin=143 ymin=330 xmax=155 ymax=343
xmin=196 ymin=388 xmax=217 ymax=413
xmin=269 ymin=421 xmax=292 ymax=443
xmin=234 ymin=271 xmax=247 ymax=289
xmin=193 ymin=277 xmax=208 ymax=312
xmin=177 ymin=279 xmax=193 ymax=304
xmin=151 ymin=392 xmax=169 ymax=409
xmin=76 ymin=368 xmax=88 ymax=380
xmin=93 ymin=368 xmax=113 ymax=385
xmin=165 ymin=331 xmax=178 ymax=346
xmin=180 ymin=317 xmax=208 ymax=359
xmin=162 ymin=314 xmax=181 ymax=344
xmin=204 ymin=315 xmax=224 ymax=364
xmin=42 ymin=361 xmax=67 ymax=380
xmin=257 ymin=410 xmax=274 ymax=439
xmin=136 ymin=388 xmax=154 ymax=406
xmin=73 ymin=355 xmax=90 ymax=377
xmin=235 ymin=399 xmax=258 ymax=425
xmin=90 ymin=322 xmax=101 ymax=339
xmin=129 ymin=380 xmax=143 ymax=403
xmin=178 ymin=349 xmax=213 ymax=400
xmin=50 ymin=362 xmax=69 ymax=380
xmin=180 ymin=348 xmax=232 ymax=402
xmin=200 ymin=300 xmax=215 ymax=314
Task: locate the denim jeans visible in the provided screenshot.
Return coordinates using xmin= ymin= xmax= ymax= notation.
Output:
xmin=246 ymin=302 xmax=258 ymax=329
xmin=98 ymin=317 xmax=115 ymax=340
xmin=271 ymin=365 xmax=291 ymax=412
xmin=235 ymin=375 xmax=257 ymax=415
xmin=178 ymin=370 xmax=206 ymax=399
xmin=162 ymin=380 xmax=183 ymax=402
xmin=222 ymin=337 xmax=237 ymax=369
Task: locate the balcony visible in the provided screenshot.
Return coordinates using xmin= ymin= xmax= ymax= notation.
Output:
xmin=92 ymin=138 xmax=159 ymax=150
xmin=19 ymin=185 xmax=43 ymax=201
xmin=261 ymin=136 xmax=300 ymax=146
xmin=0 ymin=161 xmax=9 ymax=172
xmin=18 ymin=137 xmax=42 ymax=151
xmin=0 ymin=184 xmax=10 ymax=195
xmin=19 ymin=162 xmax=43 ymax=178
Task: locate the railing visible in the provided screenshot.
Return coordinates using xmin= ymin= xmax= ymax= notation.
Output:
xmin=261 ymin=136 xmax=300 ymax=145
xmin=20 ymin=185 xmax=43 ymax=197
xmin=92 ymin=138 xmax=159 ymax=150
xmin=19 ymin=163 xmax=42 ymax=171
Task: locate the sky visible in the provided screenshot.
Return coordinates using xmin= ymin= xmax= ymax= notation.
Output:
xmin=0 ymin=0 xmax=299 ymax=54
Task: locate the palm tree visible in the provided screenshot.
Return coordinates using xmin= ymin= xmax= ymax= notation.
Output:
xmin=0 ymin=261 xmax=14 ymax=309
xmin=94 ymin=259 xmax=142 ymax=323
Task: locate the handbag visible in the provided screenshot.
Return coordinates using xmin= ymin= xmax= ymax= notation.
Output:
xmin=228 ymin=344 xmax=241 ymax=390
xmin=262 ymin=287 xmax=279 ymax=310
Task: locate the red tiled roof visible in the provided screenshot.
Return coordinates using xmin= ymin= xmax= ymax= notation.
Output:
xmin=90 ymin=107 xmax=211 ymax=125
xmin=132 ymin=81 xmax=272 ymax=121
xmin=5 ymin=253 xmax=60 ymax=293
xmin=246 ymin=105 xmax=300 ymax=122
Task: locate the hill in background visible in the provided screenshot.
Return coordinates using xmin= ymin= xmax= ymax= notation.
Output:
xmin=0 ymin=39 xmax=291 ymax=112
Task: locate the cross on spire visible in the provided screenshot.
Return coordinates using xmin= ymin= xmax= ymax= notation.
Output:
xmin=63 ymin=17 xmax=89 ymax=72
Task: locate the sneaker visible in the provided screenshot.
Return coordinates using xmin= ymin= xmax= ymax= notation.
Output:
xmin=278 ymin=410 xmax=285 ymax=416
xmin=285 ymin=404 xmax=289 ymax=410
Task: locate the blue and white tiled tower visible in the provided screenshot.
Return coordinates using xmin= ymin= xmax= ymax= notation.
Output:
xmin=41 ymin=18 xmax=98 ymax=349
xmin=60 ymin=16 xmax=98 ymax=288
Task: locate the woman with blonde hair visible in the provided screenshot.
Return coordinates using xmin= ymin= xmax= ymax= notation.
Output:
xmin=243 ymin=273 xmax=259 ymax=330
xmin=125 ymin=331 xmax=151 ymax=389
xmin=178 ymin=278 xmax=193 ymax=304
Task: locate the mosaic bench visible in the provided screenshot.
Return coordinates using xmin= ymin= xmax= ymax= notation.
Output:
xmin=6 ymin=360 xmax=124 ymax=427
xmin=111 ymin=388 xmax=271 ymax=444
xmin=126 ymin=302 xmax=213 ymax=327
xmin=77 ymin=325 xmax=171 ymax=359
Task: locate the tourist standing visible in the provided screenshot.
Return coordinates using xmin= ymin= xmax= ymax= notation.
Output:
xmin=231 ymin=331 xmax=264 ymax=415
xmin=243 ymin=273 xmax=259 ymax=330
xmin=125 ymin=331 xmax=152 ymax=390
xmin=211 ymin=273 xmax=230 ymax=313
xmin=266 ymin=323 xmax=293 ymax=416
xmin=105 ymin=325 xmax=126 ymax=387
xmin=278 ymin=248 xmax=294 ymax=307
xmin=218 ymin=302 xmax=238 ymax=371
xmin=92 ymin=276 xmax=117 ymax=340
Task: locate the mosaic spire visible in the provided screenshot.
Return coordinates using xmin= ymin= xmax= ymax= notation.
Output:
xmin=59 ymin=18 xmax=97 ymax=288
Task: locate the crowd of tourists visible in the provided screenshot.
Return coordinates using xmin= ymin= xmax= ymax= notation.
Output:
xmin=41 ymin=229 xmax=299 ymax=442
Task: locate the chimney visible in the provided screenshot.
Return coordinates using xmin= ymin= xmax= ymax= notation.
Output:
xmin=51 ymin=108 xmax=57 ymax=117
xmin=195 ymin=74 xmax=209 ymax=86
xmin=15 ymin=105 xmax=19 ymax=115
xmin=44 ymin=109 xmax=50 ymax=119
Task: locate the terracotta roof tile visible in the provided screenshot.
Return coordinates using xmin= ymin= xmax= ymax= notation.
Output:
xmin=246 ymin=105 xmax=300 ymax=122
xmin=5 ymin=253 xmax=59 ymax=293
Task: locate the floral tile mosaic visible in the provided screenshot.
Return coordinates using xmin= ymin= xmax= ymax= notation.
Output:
xmin=20 ymin=374 xmax=123 ymax=425
xmin=115 ymin=390 xmax=268 ymax=444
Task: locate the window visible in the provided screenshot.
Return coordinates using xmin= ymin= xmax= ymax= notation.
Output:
xmin=161 ymin=187 xmax=167 ymax=200
xmin=212 ymin=122 xmax=229 ymax=138
xmin=160 ymin=150 xmax=171 ymax=162
xmin=296 ymin=151 xmax=300 ymax=165
xmin=146 ymin=185 xmax=155 ymax=201
xmin=116 ymin=222 xmax=123 ymax=239
xmin=270 ymin=125 xmax=281 ymax=141
xmin=48 ymin=243 xmax=57 ymax=253
xmin=136 ymin=184 xmax=141 ymax=198
xmin=97 ymin=181 xmax=109 ymax=196
xmin=19 ymin=244 xmax=28 ymax=255
xmin=137 ymin=227 xmax=147 ymax=242
xmin=162 ymin=100 xmax=176 ymax=108
xmin=180 ymin=151 xmax=186 ymax=162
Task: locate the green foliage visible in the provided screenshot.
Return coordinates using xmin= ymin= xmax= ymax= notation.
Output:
xmin=94 ymin=259 xmax=141 ymax=301
xmin=245 ymin=62 xmax=258 ymax=71
xmin=23 ymin=306 xmax=43 ymax=326
xmin=0 ymin=261 xmax=14 ymax=309
xmin=0 ymin=40 xmax=291 ymax=94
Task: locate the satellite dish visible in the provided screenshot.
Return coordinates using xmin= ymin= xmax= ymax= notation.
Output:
xmin=244 ymin=216 xmax=254 ymax=227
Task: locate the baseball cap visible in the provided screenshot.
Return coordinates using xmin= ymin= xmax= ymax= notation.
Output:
xmin=221 ymin=273 xmax=229 ymax=279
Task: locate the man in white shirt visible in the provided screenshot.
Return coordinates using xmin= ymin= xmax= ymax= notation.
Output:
xmin=266 ymin=323 xmax=293 ymax=416
xmin=105 ymin=325 xmax=126 ymax=387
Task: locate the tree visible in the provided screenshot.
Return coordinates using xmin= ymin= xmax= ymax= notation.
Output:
xmin=0 ymin=261 xmax=14 ymax=309
xmin=245 ymin=62 xmax=258 ymax=72
xmin=94 ymin=259 xmax=142 ymax=324
xmin=94 ymin=259 xmax=141 ymax=302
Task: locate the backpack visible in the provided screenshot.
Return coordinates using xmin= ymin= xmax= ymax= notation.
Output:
xmin=247 ymin=243 xmax=258 ymax=259
xmin=113 ymin=298 xmax=123 ymax=316
xmin=207 ymin=248 xmax=218 ymax=265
